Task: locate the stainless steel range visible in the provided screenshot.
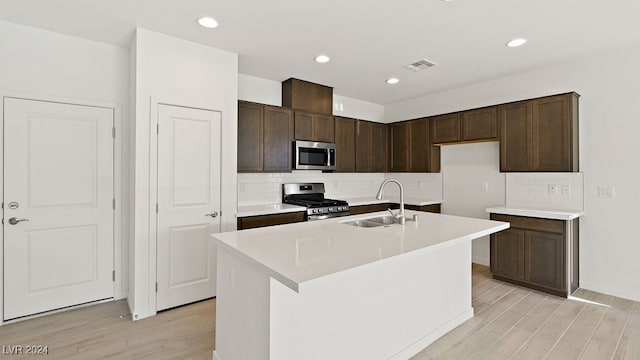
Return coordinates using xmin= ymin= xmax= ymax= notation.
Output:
xmin=282 ymin=183 xmax=350 ymax=221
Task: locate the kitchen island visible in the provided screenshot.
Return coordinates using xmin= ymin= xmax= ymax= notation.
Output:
xmin=213 ymin=210 xmax=508 ymax=360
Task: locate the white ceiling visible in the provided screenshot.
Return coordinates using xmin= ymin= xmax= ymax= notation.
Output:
xmin=1 ymin=0 xmax=639 ymax=104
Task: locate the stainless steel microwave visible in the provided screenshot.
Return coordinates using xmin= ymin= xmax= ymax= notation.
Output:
xmin=294 ymin=140 xmax=336 ymax=171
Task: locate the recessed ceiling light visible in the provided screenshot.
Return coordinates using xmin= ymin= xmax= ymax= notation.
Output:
xmin=506 ymin=38 xmax=527 ymax=47
xmin=197 ymin=17 xmax=219 ymax=29
xmin=314 ymin=55 xmax=330 ymax=63
xmin=386 ymin=78 xmax=400 ymax=85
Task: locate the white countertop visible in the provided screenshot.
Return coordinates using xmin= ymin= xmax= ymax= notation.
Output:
xmin=214 ymin=210 xmax=509 ymax=293
xmin=342 ymin=196 xmax=442 ymax=207
xmin=486 ymin=206 xmax=584 ymax=220
xmin=237 ymin=203 xmax=306 ymax=217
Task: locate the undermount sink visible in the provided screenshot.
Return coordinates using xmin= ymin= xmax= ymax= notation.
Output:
xmin=367 ymin=215 xmax=396 ymax=225
xmin=343 ymin=215 xmax=397 ymax=228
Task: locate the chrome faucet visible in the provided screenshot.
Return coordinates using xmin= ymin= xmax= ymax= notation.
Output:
xmin=376 ymin=179 xmax=405 ymax=225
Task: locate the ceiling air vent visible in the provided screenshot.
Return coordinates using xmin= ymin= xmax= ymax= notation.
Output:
xmin=403 ymin=59 xmax=437 ymax=72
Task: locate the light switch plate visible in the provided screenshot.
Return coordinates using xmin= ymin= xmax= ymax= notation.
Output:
xmin=481 ymin=182 xmax=489 ymax=193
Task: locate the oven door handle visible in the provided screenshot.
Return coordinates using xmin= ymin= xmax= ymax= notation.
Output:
xmin=308 ymin=214 xmax=331 ymax=221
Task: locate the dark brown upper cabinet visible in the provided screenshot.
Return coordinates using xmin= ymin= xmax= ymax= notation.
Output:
xmin=462 ymin=107 xmax=498 ymax=141
xmin=294 ymin=111 xmax=335 ymax=142
xmin=430 ymin=107 xmax=498 ymax=145
xmin=335 ymin=116 xmax=356 ymax=172
xmin=263 ymin=106 xmax=294 ymax=172
xmin=431 ymin=113 xmax=461 ymax=144
xmin=388 ymin=119 xmax=439 ymax=173
xmin=238 ymin=101 xmax=263 ymax=172
xmin=500 ymin=93 xmax=579 ymax=172
xmin=369 ymin=122 xmax=387 ymax=172
xmin=238 ymin=101 xmax=293 ymax=172
xmin=355 ymin=120 xmax=387 ymax=172
xmin=282 ymin=78 xmax=333 ymax=115
xmin=408 ymin=118 xmax=430 ymax=172
xmin=388 ymin=122 xmax=409 ymax=172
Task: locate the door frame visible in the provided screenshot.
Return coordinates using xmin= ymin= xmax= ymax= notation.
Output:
xmin=149 ymin=99 xmax=224 ymax=316
xmin=0 ymin=90 xmax=123 ymax=325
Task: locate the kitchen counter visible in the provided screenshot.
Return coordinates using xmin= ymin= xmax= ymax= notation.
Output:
xmin=486 ymin=206 xmax=584 ymax=220
xmin=342 ymin=196 xmax=442 ymax=207
xmin=214 ymin=211 xmax=508 ymax=360
xmin=236 ymin=203 xmax=306 ymax=217
xmin=215 ymin=210 xmax=506 ymax=293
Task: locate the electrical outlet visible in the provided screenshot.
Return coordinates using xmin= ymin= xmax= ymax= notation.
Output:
xmin=562 ymin=185 xmax=571 ymax=196
xmin=548 ymin=184 xmax=559 ymax=195
xmin=481 ymin=182 xmax=489 ymax=193
xmin=598 ymin=186 xmax=616 ymax=198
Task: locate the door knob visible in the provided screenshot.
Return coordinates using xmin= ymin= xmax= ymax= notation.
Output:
xmin=8 ymin=217 xmax=29 ymax=225
xmin=205 ymin=211 xmax=218 ymax=218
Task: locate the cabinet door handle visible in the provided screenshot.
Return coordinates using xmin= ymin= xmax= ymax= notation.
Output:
xmin=205 ymin=211 xmax=219 ymax=218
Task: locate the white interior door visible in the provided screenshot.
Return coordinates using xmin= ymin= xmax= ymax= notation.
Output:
xmin=3 ymin=98 xmax=114 ymax=321
xmin=156 ymin=104 xmax=221 ymax=311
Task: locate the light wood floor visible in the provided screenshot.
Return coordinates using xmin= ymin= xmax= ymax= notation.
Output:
xmin=412 ymin=264 xmax=640 ymax=360
xmin=1 ymin=265 xmax=638 ymax=359
xmin=0 ymin=299 xmax=216 ymax=359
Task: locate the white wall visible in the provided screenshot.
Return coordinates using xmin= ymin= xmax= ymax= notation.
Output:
xmin=385 ymin=44 xmax=640 ymax=301
xmin=238 ymin=74 xmax=385 ymax=122
xmin=130 ymin=28 xmax=238 ymax=320
xmin=238 ymin=74 xmax=282 ymax=106
xmin=333 ymin=94 xmax=385 ymax=122
xmin=0 ymin=21 xmax=131 ymax=318
xmin=440 ymin=142 xmax=505 ymax=265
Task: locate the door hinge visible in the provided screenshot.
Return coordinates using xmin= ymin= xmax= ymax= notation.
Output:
xmin=155 ymin=282 xmax=158 ymax=293
xmin=157 ymin=124 xmax=159 ymax=134
xmin=112 ymin=270 xmax=115 ymax=282
xmin=156 ymin=203 xmax=159 ymax=213
xmin=112 ymin=198 xmax=116 ymax=210
xmin=112 ymin=127 xmax=116 ymax=138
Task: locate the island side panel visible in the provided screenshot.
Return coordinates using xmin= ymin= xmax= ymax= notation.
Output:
xmin=269 ymin=240 xmax=473 ymax=360
xmin=214 ymin=246 xmax=271 ymax=360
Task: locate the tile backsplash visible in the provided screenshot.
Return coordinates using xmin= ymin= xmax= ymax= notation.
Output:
xmin=238 ymin=171 xmax=443 ymax=206
xmin=505 ymin=172 xmax=584 ymax=210
xmin=382 ymin=173 xmax=443 ymax=201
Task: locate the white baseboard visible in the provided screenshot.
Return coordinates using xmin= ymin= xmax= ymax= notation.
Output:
xmin=389 ymin=308 xmax=474 ymax=360
xmin=580 ymin=281 xmax=640 ymax=302
xmin=472 ymin=256 xmax=489 ymax=266
xmin=213 ymin=309 xmax=474 ymax=360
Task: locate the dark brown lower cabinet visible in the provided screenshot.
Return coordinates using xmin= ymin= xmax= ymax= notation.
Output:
xmin=490 ymin=228 xmax=525 ymax=280
xmin=349 ymin=203 xmax=441 ymax=215
xmin=490 ymin=213 xmax=579 ymax=297
xmin=349 ymin=204 xmax=390 ymax=215
xmin=404 ymin=204 xmax=441 ymax=213
xmin=237 ymin=212 xmax=305 ymax=230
